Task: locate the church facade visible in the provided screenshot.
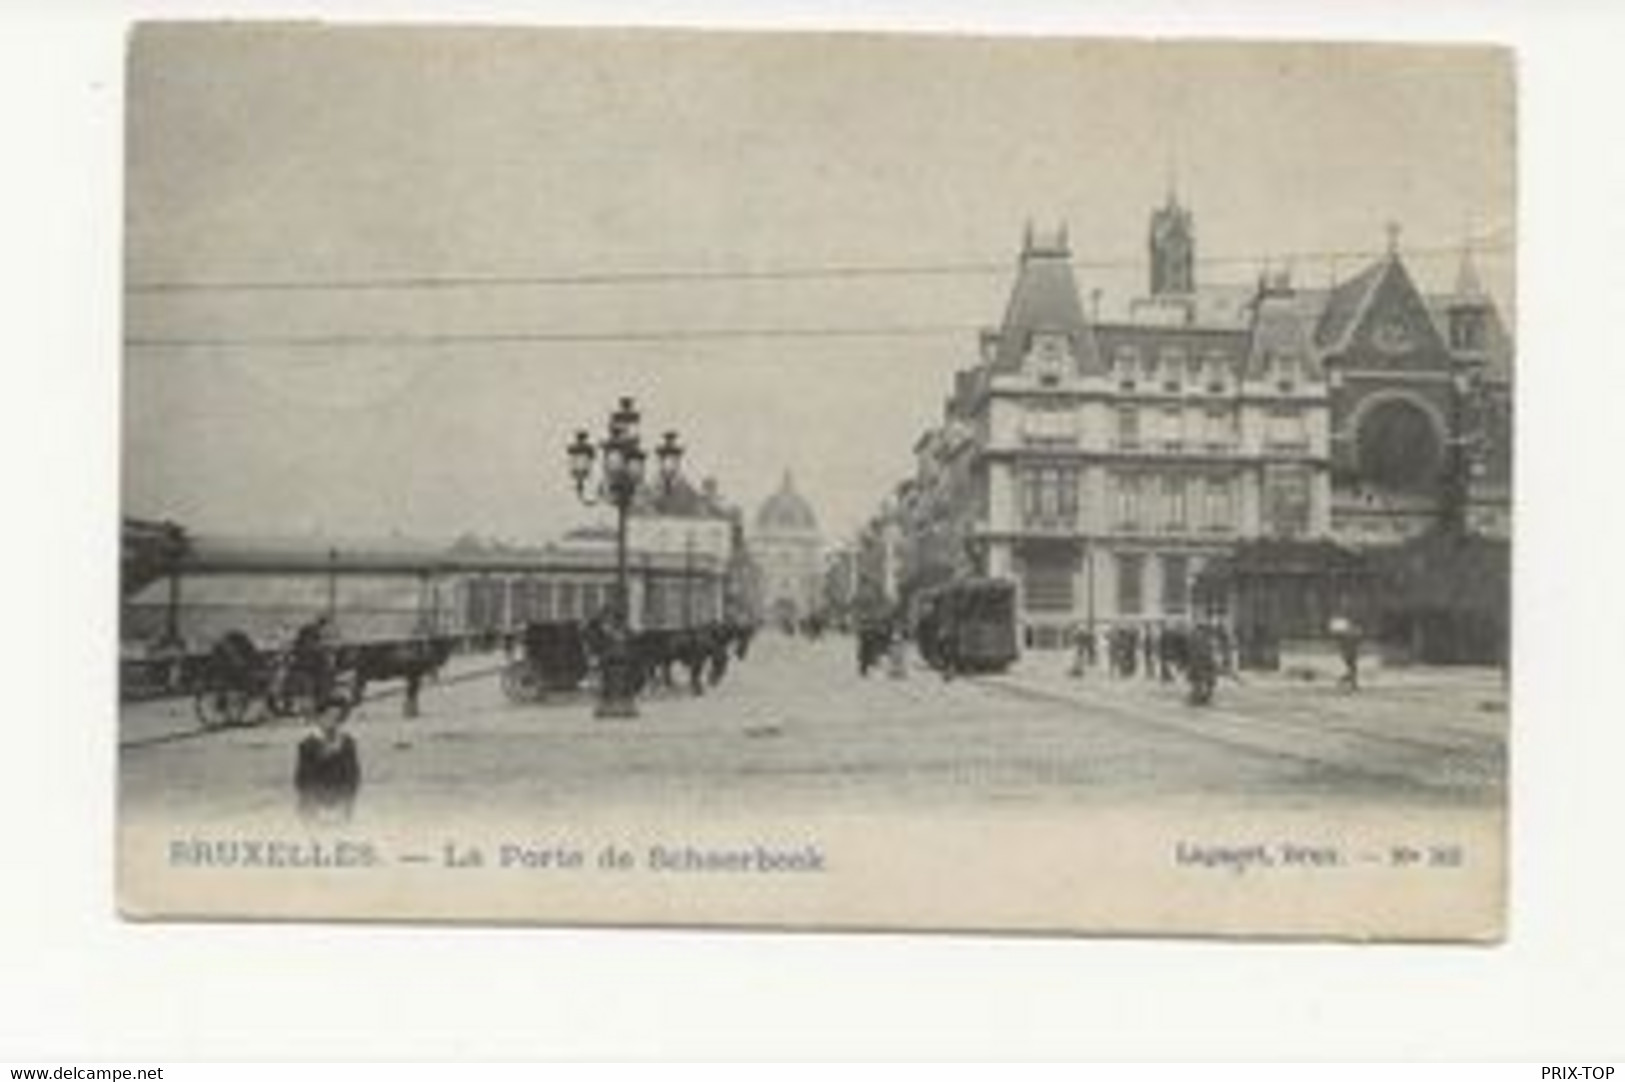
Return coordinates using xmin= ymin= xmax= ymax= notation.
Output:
xmin=751 ymin=471 xmax=825 ymax=629
xmin=894 ymin=195 xmax=1512 ymax=651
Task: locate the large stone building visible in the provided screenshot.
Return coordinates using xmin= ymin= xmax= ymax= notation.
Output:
xmin=752 ymin=470 xmax=825 ymax=628
xmin=891 ymin=195 xmax=1512 ymax=652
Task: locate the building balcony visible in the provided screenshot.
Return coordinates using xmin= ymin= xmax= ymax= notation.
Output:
xmin=1019 ymin=517 xmax=1079 ymax=535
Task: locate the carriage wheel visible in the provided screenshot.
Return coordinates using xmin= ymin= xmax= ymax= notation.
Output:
xmin=194 ymin=685 xmax=250 ymax=729
xmin=501 ymin=661 xmax=542 ymax=704
xmin=193 ymin=687 xmax=223 ymax=728
xmin=500 ymin=662 xmax=523 ymax=703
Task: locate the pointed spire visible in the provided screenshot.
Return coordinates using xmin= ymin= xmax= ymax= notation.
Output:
xmin=1454 ymin=244 xmax=1487 ymax=301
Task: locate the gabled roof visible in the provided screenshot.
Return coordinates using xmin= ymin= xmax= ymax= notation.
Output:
xmin=1313 ymin=252 xmax=1455 ymax=369
xmin=989 ymin=227 xmax=1101 ymax=375
xmin=1313 ymin=259 xmax=1390 ymax=351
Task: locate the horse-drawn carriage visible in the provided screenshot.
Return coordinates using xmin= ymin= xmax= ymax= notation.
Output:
xmin=192 ymin=630 xmax=346 ymax=729
xmin=192 ymin=628 xmax=454 ymax=727
xmin=501 ymin=620 xmax=593 ymax=703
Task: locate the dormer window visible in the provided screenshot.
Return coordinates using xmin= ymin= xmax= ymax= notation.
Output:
xmin=1030 ymin=331 xmax=1068 ymax=387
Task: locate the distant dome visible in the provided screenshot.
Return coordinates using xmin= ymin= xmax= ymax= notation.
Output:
xmin=755 ymin=470 xmax=819 ymax=533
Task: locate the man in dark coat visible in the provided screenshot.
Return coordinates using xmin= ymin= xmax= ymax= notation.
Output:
xmin=856 ymin=617 xmax=891 ymax=677
xmin=1185 ymin=625 xmax=1218 ymax=706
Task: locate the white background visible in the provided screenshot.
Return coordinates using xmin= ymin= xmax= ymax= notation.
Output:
xmin=2 ymin=0 xmax=1622 ymax=1061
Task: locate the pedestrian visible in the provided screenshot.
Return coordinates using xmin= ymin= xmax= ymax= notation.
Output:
xmin=289 ymin=614 xmax=338 ymax=712
xmin=933 ymin=616 xmax=957 ymax=682
xmin=887 ymin=615 xmax=909 ymax=680
xmin=856 ymin=616 xmax=887 ymax=677
xmin=1330 ymin=616 xmax=1362 ymax=692
xmin=1143 ymin=623 xmax=1159 ymax=680
xmin=1185 ymin=625 xmax=1218 ymax=706
xmin=294 ymin=703 xmax=360 ymax=822
xmin=1119 ymin=626 xmax=1138 ymax=678
xmin=707 ymin=624 xmax=731 ymax=686
xmin=1158 ymin=624 xmax=1179 ymax=683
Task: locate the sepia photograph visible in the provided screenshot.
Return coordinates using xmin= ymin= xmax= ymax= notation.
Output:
xmin=118 ymin=24 xmax=1514 ymax=939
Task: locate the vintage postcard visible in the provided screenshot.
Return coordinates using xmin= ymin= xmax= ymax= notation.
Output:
xmin=120 ymin=24 xmax=1513 ymax=939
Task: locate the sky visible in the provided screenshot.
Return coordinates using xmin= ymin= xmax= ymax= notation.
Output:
xmin=123 ymin=24 xmax=1514 ymax=546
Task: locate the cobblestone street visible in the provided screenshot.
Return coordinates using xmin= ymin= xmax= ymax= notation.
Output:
xmin=120 ymin=632 xmax=1507 ymax=827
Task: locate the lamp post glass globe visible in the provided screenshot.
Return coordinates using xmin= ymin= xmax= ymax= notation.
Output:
xmin=602 ymin=440 xmax=627 ymax=480
xmin=567 ymin=430 xmax=595 ymax=491
xmin=626 ymin=446 xmax=648 ymax=489
xmin=612 ymin=397 xmax=640 ymax=446
xmin=657 ymin=430 xmax=684 ymax=485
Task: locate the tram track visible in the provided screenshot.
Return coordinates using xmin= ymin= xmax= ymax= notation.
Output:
xmin=974 ymin=671 xmax=1504 ymax=798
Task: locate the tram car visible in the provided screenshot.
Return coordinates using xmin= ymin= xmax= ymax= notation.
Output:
xmin=912 ymin=577 xmax=1020 ymax=676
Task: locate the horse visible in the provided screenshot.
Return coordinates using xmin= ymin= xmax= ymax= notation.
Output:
xmin=338 ymin=636 xmax=454 ymax=717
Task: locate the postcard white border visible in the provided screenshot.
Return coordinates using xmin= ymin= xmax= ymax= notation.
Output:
xmin=4 ymin=0 xmax=1625 ymax=1061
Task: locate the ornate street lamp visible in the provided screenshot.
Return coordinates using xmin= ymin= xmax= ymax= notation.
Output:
xmin=567 ymin=398 xmax=684 ymax=718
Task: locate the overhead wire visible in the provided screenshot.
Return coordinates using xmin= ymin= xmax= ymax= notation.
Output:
xmin=126 ymin=239 xmax=1511 ymax=296
xmin=124 ymin=234 xmax=1513 ymax=351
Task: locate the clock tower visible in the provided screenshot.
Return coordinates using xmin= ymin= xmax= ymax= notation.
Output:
xmin=1148 ymin=190 xmax=1195 ymax=297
